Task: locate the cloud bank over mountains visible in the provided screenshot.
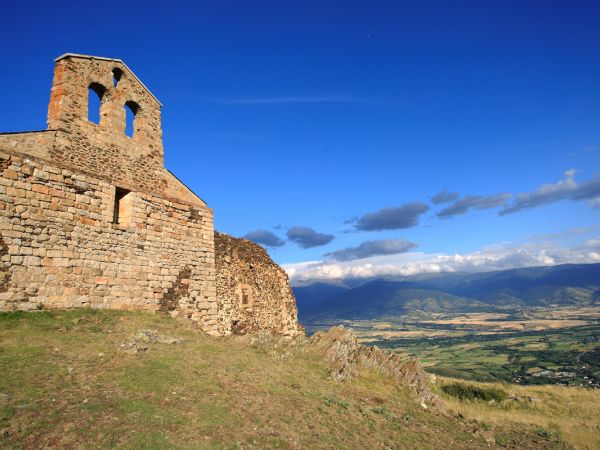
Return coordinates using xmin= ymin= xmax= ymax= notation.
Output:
xmin=284 ymin=238 xmax=600 ymax=283
xmin=242 ymin=169 xmax=600 ymax=278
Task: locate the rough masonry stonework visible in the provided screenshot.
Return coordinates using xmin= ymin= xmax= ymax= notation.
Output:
xmin=215 ymin=231 xmax=302 ymax=336
xmin=0 ymin=54 xmax=301 ymax=336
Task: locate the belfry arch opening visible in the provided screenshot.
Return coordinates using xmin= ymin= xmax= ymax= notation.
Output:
xmin=112 ymin=68 xmax=123 ymax=87
xmin=87 ymin=83 xmax=106 ymax=125
xmin=124 ymin=100 xmax=140 ymax=138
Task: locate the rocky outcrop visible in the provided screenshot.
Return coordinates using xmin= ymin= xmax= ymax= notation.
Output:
xmin=119 ymin=329 xmax=186 ymax=354
xmin=309 ymin=326 xmax=439 ymax=407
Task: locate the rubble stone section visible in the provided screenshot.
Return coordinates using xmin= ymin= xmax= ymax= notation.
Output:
xmin=215 ymin=231 xmax=303 ymax=336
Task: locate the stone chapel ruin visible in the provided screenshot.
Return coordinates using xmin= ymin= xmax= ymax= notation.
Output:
xmin=0 ymin=54 xmax=301 ymax=336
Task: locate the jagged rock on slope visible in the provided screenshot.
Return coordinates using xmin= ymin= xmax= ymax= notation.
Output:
xmin=309 ymin=325 xmax=439 ymax=407
xmin=233 ymin=325 xmax=437 ymax=407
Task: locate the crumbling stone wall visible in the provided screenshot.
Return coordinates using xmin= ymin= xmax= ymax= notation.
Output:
xmin=0 ymin=234 xmax=8 ymax=293
xmin=215 ymin=231 xmax=302 ymax=336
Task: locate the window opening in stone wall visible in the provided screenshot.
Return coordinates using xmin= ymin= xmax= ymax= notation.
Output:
xmin=113 ymin=187 xmax=133 ymax=226
xmin=88 ymin=83 xmax=105 ymax=124
xmin=124 ymin=100 xmax=139 ymax=138
xmin=238 ymin=284 xmax=253 ymax=308
xmin=112 ymin=68 xmax=123 ymax=87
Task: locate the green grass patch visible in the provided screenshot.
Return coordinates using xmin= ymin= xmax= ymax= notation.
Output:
xmin=441 ymin=382 xmax=508 ymax=402
xmin=116 ymin=355 xmax=184 ymax=394
xmin=117 ymin=399 xmax=189 ymax=427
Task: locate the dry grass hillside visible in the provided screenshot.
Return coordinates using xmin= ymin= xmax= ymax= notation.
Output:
xmin=0 ymin=310 xmax=582 ymax=449
xmin=436 ymin=377 xmax=600 ymax=450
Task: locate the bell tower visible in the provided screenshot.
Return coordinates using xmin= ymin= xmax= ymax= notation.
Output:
xmin=47 ymin=53 xmax=164 ymax=166
xmin=45 ymin=54 xmax=167 ymax=193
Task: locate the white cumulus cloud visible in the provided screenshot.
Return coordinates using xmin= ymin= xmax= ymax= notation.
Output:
xmin=283 ymin=240 xmax=599 ymax=284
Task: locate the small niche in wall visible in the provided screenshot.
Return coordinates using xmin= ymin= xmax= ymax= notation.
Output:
xmin=238 ymin=284 xmax=254 ymax=308
xmin=113 ymin=187 xmax=133 ymax=227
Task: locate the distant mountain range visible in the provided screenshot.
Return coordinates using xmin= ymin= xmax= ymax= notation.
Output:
xmin=293 ymin=263 xmax=600 ymax=323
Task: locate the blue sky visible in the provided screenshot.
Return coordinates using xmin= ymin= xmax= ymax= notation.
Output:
xmin=1 ymin=1 xmax=599 ymax=281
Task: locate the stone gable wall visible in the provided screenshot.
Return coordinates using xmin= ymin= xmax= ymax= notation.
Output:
xmin=46 ymin=56 xmax=169 ymax=197
xmin=0 ymin=150 xmax=218 ymax=334
xmin=215 ymin=231 xmax=302 ymax=336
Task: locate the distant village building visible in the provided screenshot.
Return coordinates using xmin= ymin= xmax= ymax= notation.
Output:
xmin=0 ymin=54 xmax=301 ymax=336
